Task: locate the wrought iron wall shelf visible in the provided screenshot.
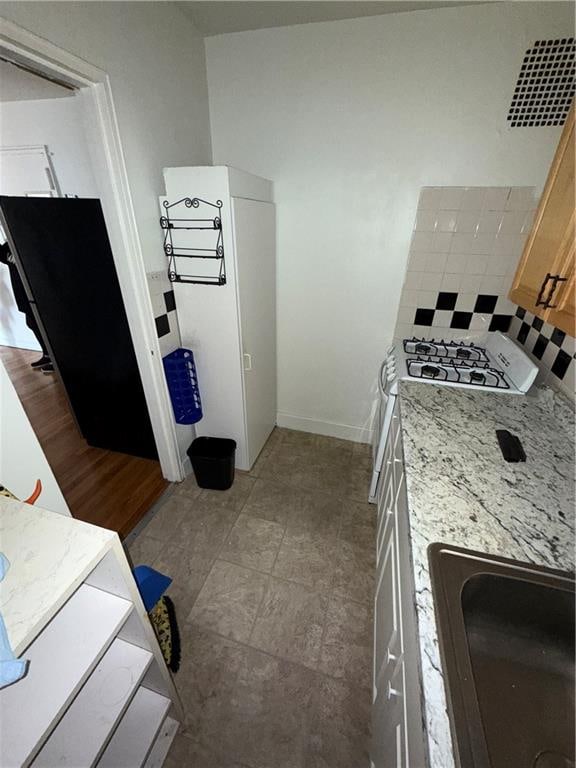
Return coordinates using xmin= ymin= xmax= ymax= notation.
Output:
xmin=160 ymin=197 xmax=226 ymax=285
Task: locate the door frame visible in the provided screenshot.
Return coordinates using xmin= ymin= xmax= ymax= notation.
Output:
xmin=0 ymin=19 xmax=183 ymax=481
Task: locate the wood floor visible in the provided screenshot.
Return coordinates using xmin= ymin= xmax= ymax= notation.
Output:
xmin=1 ymin=345 xmax=169 ymax=538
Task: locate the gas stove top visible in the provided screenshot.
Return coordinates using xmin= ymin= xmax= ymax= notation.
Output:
xmin=393 ymin=332 xmax=538 ymax=395
xmin=403 ymin=338 xmax=489 ymax=363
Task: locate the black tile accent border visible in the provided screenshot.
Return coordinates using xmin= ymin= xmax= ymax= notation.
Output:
xmin=155 ymin=314 xmax=170 ymax=338
xmin=517 ymin=321 xmax=531 ymax=344
xmin=551 ymin=349 xmax=572 ymax=379
xmin=414 ymin=308 xmax=435 ymax=326
xmin=550 ymin=327 xmax=566 ymax=347
xmin=450 ymin=311 xmax=473 ymax=330
xmin=532 ymin=334 xmax=548 ymax=360
xmin=488 ymin=314 xmax=512 ymax=332
xmin=474 ymin=294 xmax=498 ymax=314
xmin=164 ymin=290 xmax=176 ymax=313
xmin=436 ymin=292 xmax=458 ymax=311
xmin=411 ymin=291 xmax=513 ymax=333
xmin=511 ymin=309 xmax=575 ymax=383
xmin=532 ymin=316 xmax=544 ymax=332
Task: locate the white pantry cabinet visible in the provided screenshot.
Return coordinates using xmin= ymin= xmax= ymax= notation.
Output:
xmin=160 ymin=166 xmax=276 ymax=471
xmin=371 ymin=402 xmax=426 ymax=768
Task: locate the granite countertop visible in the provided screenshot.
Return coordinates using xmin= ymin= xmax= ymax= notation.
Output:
xmin=0 ymin=498 xmax=115 ymax=655
xmin=398 ymin=382 xmax=575 ymax=768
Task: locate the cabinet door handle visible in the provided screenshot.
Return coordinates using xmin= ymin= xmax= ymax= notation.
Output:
xmin=243 ymin=353 xmax=252 ymax=371
xmin=535 ymin=273 xmax=552 ymax=307
xmin=387 ymin=681 xmax=402 ymax=700
xmin=543 ymin=275 xmax=568 ymax=309
xmin=386 ymin=648 xmax=397 ymax=665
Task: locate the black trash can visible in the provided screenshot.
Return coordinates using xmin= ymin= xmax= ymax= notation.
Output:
xmin=187 ymin=437 xmax=237 ymax=490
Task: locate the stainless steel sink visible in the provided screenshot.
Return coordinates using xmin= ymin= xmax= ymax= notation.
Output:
xmin=428 ymin=544 xmax=575 ymax=768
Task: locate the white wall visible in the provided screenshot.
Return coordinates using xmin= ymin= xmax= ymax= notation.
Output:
xmin=0 ymin=96 xmax=99 ymax=350
xmin=0 ymin=1 xmax=213 ymax=273
xmin=0 ymin=96 xmax=99 ymax=197
xmin=206 ymin=2 xmax=575 ymax=441
xmin=0 ymin=358 xmax=69 ymax=514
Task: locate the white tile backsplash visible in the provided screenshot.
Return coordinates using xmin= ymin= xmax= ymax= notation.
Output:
xmin=151 ymin=290 xmax=168 ymax=318
xmin=434 ymin=310 xmax=453 ymax=328
xmin=422 ymin=273 xmax=443 ymax=292
xmin=430 ymin=232 xmax=453 ymax=253
xmin=409 ymin=252 xmax=428 ymax=271
xmin=459 ymin=274 xmax=483 ymax=292
xmin=479 ymin=274 xmax=507 ymax=294
xmin=505 ymin=187 xmax=539 ymax=211
xmin=485 ymin=255 xmax=508 ymax=277
xmin=417 ymin=290 xmax=438 ymax=308
xmin=484 ymin=187 xmax=511 ymax=211
xmin=395 ymin=186 xmax=538 ymax=341
xmin=418 ymin=187 xmax=443 ymax=211
xmin=403 ymin=272 xmax=422 ymax=290
xmin=499 ymin=210 xmax=529 ymax=235
xmin=435 ymin=211 xmax=458 ymax=233
xmin=460 ymin=188 xmax=486 ymax=211
xmin=414 ymin=210 xmax=437 ymax=232
xmin=425 ymin=253 xmax=448 ymax=273
xmin=439 ymin=188 xmax=464 ymax=210
xmin=401 ymin=288 xmax=419 ymax=307
xmin=453 ymin=211 xmax=480 ymax=233
xmin=411 ymin=232 xmax=434 ymax=252
xmin=455 ymin=293 xmax=476 ymax=311
xmin=464 ymin=254 xmax=489 ymax=275
xmin=477 ymin=210 xmax=503 ymax=234
xmin=440 ymin=273 xmax=461 ymax=292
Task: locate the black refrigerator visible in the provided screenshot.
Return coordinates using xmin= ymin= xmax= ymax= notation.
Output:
xmin=0 ymin=196 xmax=158 ymax=460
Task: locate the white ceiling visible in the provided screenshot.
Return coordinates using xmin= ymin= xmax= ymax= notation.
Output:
xmin=179 ymin=1 xmax=482 ymax=36
xmin=0 ymin=60 xmax=74 ymax=103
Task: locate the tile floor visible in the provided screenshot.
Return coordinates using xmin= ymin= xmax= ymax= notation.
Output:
xmin=127 ymin=428 xmax=375 ymax=768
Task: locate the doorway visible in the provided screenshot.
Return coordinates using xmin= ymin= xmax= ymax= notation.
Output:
xmin=0 ymin=30 xmax=179 ymax=535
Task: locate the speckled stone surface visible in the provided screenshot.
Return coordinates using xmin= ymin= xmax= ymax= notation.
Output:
xmin=398 ymin=382 xmax=575 ymax=768
xmin=0 ymin=498 xmax=115 ymax=655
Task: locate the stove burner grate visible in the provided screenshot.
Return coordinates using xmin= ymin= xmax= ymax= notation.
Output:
xmin=405 ymin=356 xmax=510 ymax=390
xmin=403 ymin=337 xmax=489 ymax=363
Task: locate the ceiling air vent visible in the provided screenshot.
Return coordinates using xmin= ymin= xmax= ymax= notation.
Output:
xmin=508 ymin=38 xmax=575 ymax=127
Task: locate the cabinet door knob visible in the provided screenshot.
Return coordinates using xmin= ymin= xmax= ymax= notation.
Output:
xmin=387 ymin=681 xmax=402 ymax=700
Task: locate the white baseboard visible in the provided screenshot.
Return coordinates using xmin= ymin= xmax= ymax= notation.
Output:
xmin=276 ymin=412 xmax=373 ymax=444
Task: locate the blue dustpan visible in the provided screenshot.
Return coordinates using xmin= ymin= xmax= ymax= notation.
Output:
xmin=133 ymin=565 xmax=172 ymax=612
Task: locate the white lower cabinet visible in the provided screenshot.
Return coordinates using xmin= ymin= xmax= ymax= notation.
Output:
xmin=372 ymin=663 xmax=405 ymax=768
xmin=372 ymin=403 xmax=426 ymax=768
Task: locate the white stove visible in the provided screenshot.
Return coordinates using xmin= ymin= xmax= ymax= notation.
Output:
xmin=368 ymin=332 xmax=538 ymax=502
xmin=397 ymin=332 xmax=538 ymax=394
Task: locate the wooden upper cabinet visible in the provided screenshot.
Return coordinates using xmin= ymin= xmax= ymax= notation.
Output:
xmin=509 ymin=104 xmax=575 ymax=336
